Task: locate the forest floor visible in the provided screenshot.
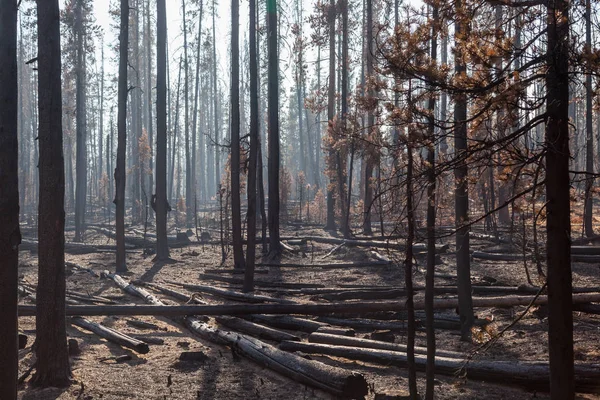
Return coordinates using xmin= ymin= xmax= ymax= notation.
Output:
xmin=15 ymin=219 xmax=600 ymax=400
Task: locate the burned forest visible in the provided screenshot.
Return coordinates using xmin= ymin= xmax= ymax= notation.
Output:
xmin=3 ymin=0 xmax=600 ymax=398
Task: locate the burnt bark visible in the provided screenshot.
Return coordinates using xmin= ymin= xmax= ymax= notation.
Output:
xmin=0 ymin=1 xmax=20 ymax=397
xmin=34 ymin=0 xmax=71 ymax=386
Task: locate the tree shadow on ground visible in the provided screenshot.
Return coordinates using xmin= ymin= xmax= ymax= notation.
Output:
xmin=138 ymin=258 xmax=177 ymax=282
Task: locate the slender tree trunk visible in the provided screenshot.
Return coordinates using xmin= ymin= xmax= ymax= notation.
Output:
xmin=192 ymin=0 xmax=203 ymax=208
xmin=169 ymin=57 xmax=183 ymax=205
xmin=0 ymin=2 xmax=20 ymax=397
xmin=244 ymin=0 xmax=259 ymax=292
xmin=145 ymin=0 xmax=154 ymax=220
xmin=584 ymin=0 xmax=594 ymax=237
xmin=425 ymin=7 xmax=438 ymax=399
xmin=182 ymin=0 xmax=193 ymax=228
xmin=115 ymin=0 xmax=130 ymax=273
xmin=546 ymin=0 xmax=574 ymax=397
xmin=267 ymin=0 xmax=281 ymax=256
xmin=99 ymin=43 xmax=105 ymax=183
xmin=324 ymin=0 xmax=336 ymax=231
xmin=131 ymin=2 xmax=142 ymax=224
xmin=155 ymin=0 xmax=170 ymax=260
xmin=339 ymin=0 xmax=349 ymax=238
xmin=405 ymin=113 xmax=418 ymax=399
xmin=231 ymin=0 xmax=245 ymax=269
xmin=34 ymin=0 xmax=71 ymax=385
xmin=454 ymin=0 xmax=474 ymax=340
xmin=212 ymin=1 xmax=220 ymax=199
xmin=74 ymin=0 xmax=87 ymax=242
xmin=363 ymin=0 xmax=374 ymax=235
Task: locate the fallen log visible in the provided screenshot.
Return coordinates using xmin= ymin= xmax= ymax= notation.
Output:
xmin=89 ymin=226 xmax=193 ymax=248
xmin=21 ymin=239 xmax=135 ymax=255
xmin=135 ymin=281 xmax=207 ymax=304
xmin=278 ymin=341 xmax=600 ymax=392
xmin=286 ymin=238 xmax=308 ymax=246
xmin=257 ymin=261 xmax=392 ymax=269
xmin=163 ymin=280 xmax=296 ymax=304
xmin=18 ymin=292 xmax=600 ymax=317
xmin=245 ymin=314 xmax=355 ymax=336
xmin=71 ymin=316 xmax=150 ymax=354
xmin=245 ymin=314 xmax=330 ymax=332
xmin=197 ymin=327 xmax=368 ymax=397
xmin=104 ymin=274 xmax=366 ymax=396
xmin=198 ymin=273 xmax=325 ymax=289
xmin=316 ymin=317 xmax=408 ymax=331
xmin=471 ymin=252 xmax=526 ymax=261
xmin=297 ymin=236 xmax=449 ymax=253
xmin=319 ymin=289 xmax=406 ymax=302
xmin=65 ymin=290 xmax=116 ymax=305
xmin=215 ymin=316 xmax=301 ymax=342
xmin=308 ymin=332 xmax=464 ymax=359
xmin=573 ymin=303 xmax=600 ymax=315
xmin=102 ymin=271 xmax=163 ymax=304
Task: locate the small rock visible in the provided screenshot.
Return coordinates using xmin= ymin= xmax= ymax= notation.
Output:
xmin=68 ymin=338 xmax=81 ymax=356
xmin=179 ymin=351 xmax=209 ymax=362
xmin=177 ymin=341 xmax=191 ymax=348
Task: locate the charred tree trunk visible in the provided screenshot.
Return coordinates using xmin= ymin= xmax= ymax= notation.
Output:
xmin=114 ymin=0 xmax=130 ymax=273
xmin=0 ymin=2 xmax=20 ymax=397
xmin=324 ymin=0 xmax=336 ymax=232
xmin=155 ymin=0 xmax=170 ymax=260
xmin=584 ymin=0 xmax=594 ymax=237
xmin=546 ymin=0 xmax=574 ymax=397
xmin=453 ymin=0 xmax=474 ymax=340
xmin=74 ymin=0 xmax=87 ymax=243
xmin=231 ymin=0 xmax=245 ymax=269
xmin=34 ymin=0 xmax=71 ymax=386
xmin=425 ymin=7 xmax=438 ymax=398
xmin=267 ymin=0 xmax=281 ymax=256
xmin=244 ymin=0 xmax=260 ymax=292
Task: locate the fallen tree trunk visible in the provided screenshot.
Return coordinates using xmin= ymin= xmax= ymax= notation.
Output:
xmin=245 ymin=314 xmax=329 ymax=332
xmin=18 ymin=292 xmax=600 ymax=317
xmin=102 ymin=271 xmax=164 ymax=304
xmin=136 ymin=281 xmax=207 ymax=304
xmin=292 ymin=236 xmax=449 ymax=253
xmin=471 ymin=252 xmax=526 ymax=261
xmin=206 ymin=329 xmax=368 ymax=397
xmin=163 ymin=280 xmax=296 ymax=304
xmin=198 ymin=273 xmax=325 ymax=289
xmin=101 ymin=274 xmax=367 ymax=396
xmin=71 ymin=316 xmax=150 ymax=354
xmin=278 ymin=341 xmax=600 ymax=392
xmin=573 ymin=303 xmax=600 ymax=315
xmin=21 ymin=239 xmax=136 ymax=255
xmin=215 ymin=316 xmax=301 ymax=342
xmin=308 ymin=332 xmax=464 ymax=359
xmin=257 ymin=261 xmax=392 ymax=269
xmin=316 ymin=317 xmax=408 ymax=331
xmin=245 ymin=314 xmax=354 ymax=336
xmin=89 ymin=226 xmax=193 ymax=248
